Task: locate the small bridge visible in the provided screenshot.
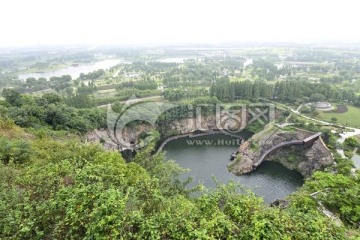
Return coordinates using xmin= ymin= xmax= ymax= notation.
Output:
xmin=254 ymin=132 xmax=322 ymax=168
xmin=156 ymin=129 xmax=243 ymax=153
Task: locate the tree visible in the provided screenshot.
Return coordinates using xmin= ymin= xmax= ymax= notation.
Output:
xmin=2 ymin=89 xmax=22 ymax=107
xmin=312 ymin=110 xmax=320 ymax=118
xmin=310 ymin=93 xmax=325 ymax=104
xmin=302 ymin=96 xmax=310 ymax=103
xmin=0 ymin=137 xmax=31 ymax=164
xmin=344 ymin=136 xmax=359 ymax=148
xmin=41 ymin=93 xmax=62 ymax=105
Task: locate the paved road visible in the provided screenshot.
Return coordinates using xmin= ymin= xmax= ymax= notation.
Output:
xmin=97 ymin=95 xmax=162 ymax=108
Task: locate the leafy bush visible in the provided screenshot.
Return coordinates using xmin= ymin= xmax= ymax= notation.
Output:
xmin=344 ymin=137 xmax=359 ymax=149
xmin=0 ymin=137 xmax=31 ymax=164
xmin=305 ymin=171 xmax=360 ymax=226
xmin=0 ymin=136 xmax=350 ymax=239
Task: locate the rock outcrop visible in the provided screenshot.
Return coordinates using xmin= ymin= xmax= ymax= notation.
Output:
xmin=86 ymin=124 xmax=154 ymax=150
xmin=228 ymin=126 xmax=334 ymax=177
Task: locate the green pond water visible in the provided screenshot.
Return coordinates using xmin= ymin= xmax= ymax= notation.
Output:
xmin=164 ymin=134 xmax=304 ymax=203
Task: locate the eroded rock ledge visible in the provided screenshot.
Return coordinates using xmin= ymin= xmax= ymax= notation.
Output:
xmin=228 ymin=125 xmax=334 ymax=177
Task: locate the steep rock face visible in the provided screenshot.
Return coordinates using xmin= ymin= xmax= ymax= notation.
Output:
xmin=86 ymin=124 xmax=154 ymax=150
xmin=228 ymin=127 xmax=334 ymax=177
xmin=86 ymin=129 xmax=118 ymax=150
xmin=161 ymin=116 xmax=217 ymax=135
xmin=87 ymin=115 xmax=243 ymax=149
xmin=158 ymin=113 xmax=244 ymax=137
xmin=263 ymin=139 xmax=334 ymax=177
xmin=299 ymin=139 xmax=334 ymax=176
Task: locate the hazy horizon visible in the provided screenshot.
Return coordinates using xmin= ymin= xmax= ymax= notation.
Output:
xmin=1 ymin=0 xmax=360 ymax=48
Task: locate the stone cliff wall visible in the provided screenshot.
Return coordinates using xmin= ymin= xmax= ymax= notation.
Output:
xmin=86 ymin=124 xmax=154 ymax=150
xmin=228 ymin=126 xmax=333 ymax=177
xmin=86 ymin=115 xmax=243 ymax=150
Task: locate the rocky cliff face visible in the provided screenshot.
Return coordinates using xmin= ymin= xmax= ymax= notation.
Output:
xmin=86 ymin=114 xmax=243 ymax=149
xmin=228 ymin=127 xmax=334 ymax=177
xmin=86 ymin=124 xmax=154 ymax=150
xmin=159 ymin=115 xmax=218 ymax=135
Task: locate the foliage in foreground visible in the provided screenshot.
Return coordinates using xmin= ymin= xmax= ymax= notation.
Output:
xmin=0 ymin=140 xmax=352 ymax=239
xmin=0 ymin=118 xmax=357 ymax=239
xmin=303 ymin=171 xmax=360 ymax=225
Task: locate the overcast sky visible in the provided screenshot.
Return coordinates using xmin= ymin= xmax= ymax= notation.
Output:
xmin=1 ymin=0 xmax=360 ymax=47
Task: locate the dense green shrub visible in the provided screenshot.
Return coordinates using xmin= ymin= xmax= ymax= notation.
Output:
xmin=0 ymin=137 xmax=31 ymax=164
xmin=0 ymin=136 xmax=352 ymax=239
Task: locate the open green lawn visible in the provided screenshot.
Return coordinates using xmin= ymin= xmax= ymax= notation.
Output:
xmin=320 ymin=105 xmax=360 ymax=128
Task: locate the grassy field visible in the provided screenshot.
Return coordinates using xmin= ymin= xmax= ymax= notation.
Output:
xmin=320 ymin=105 xmax=360 ymax=128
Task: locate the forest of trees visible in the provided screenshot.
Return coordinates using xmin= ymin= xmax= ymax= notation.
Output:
xmin=210 ymin=79 xmax=360 ymax=105
xmin=1 ymin=89 xmax=105 ymax=133
xmin=117 ymin=80 xmax=158 ymax=91
xmin=80 ymin=69 xmax=105 ymax=80
xmin=162 ymin=88 xmax=209 ymax=101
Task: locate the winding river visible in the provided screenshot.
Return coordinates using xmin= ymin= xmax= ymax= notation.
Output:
xmin=164 ymin=134 xmax=304 ymax=203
